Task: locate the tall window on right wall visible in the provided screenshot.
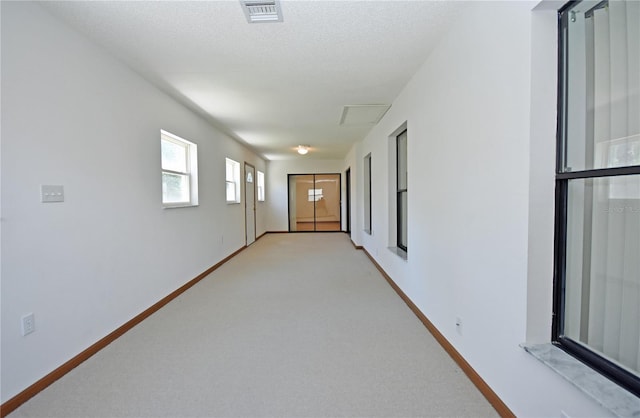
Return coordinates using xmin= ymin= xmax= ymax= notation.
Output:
xmin=396 ymin=129 xmax=408 ymax=252
xmin=364 ymin=153 xmax=372 ymax=235
xmin=554 ymin=0 xmax=639 ymax=396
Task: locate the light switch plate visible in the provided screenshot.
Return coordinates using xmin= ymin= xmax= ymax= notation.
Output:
xmin=21 ymin=313 xmax=35 ymax=336
xmin=41 ymin=185 xmax=64 ymax=203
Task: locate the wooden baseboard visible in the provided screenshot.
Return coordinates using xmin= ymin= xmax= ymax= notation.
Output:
xmin=360 ymin=248 xmax=515 ymax=418
xmin=349 ymin=238 xmax=363 ymax=250
xmin=0 ymin=246 xmax=247 ymax=418
xmin=2 ymin=239 xmax=514 ymax=418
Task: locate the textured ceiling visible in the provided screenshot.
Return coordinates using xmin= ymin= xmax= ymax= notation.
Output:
xmin=40 ymin=1 xmax=465 ymax=160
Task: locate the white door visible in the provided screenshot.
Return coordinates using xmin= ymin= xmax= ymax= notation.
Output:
xmin=244 ymin=163 xmax=256 ymax=245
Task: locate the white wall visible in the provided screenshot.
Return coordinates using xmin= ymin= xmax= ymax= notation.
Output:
xmin=266 ymin=159 xmax=345 ymax=232
xmin=349 ymin=2 xmax=610 ymax=416
xmin=0 ymin=2 xmax=266 ymax=402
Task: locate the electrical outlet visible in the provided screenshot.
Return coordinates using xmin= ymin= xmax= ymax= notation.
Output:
xmin=22 ymin=313 xmax=35 ymax=336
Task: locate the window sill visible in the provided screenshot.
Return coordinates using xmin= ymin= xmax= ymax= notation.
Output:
xmin=363 ymin=229 xmax=372 ymax=235
xmin=388 ymin=247 xmax=407 ymax=261
xmin=521 ymin=343 xmax=640 ymax=417
xmin=163 ymin=203 xmax=198 ymax=209
xmin=226 ymin=201 xmax=241 ymax=205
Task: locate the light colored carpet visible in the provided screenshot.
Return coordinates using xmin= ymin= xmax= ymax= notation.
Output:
xmin=9 ymin=233 xmax=499 ymax=417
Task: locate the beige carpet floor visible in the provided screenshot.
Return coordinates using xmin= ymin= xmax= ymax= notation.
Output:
xmin=9 ymin=233 xmax=499 ymax=417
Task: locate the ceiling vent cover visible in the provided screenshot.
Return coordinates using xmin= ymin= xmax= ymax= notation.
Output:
xmin=240 ymin=0 xmax=283 ymax=23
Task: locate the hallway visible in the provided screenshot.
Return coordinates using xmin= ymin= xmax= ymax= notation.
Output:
xmin=9 ymin=233 xmax=497 ymax=417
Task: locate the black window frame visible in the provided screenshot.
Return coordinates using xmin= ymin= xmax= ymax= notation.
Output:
xmin=396 ymin=129 xmax=408 ymax=252
xmin=552 ymin=0 xmax=640 ymax=397
xmin=364 ymin=153 xmax=372 ymax=235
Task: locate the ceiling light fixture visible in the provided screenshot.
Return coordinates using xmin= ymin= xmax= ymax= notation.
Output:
xmin=297 ymin=145 xmax=309 ymax=155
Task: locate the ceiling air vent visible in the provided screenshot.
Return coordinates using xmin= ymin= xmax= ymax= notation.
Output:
xmin=240 ymin=0 xmax=283 ymax=23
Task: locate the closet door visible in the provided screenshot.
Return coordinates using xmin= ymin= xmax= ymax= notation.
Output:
xmin=288 ymin=174 xmax=314 ymax=231
xmin=313 ymin=174 xmax=340 ymax=231
xmin=288 ymin=174 xmax=341 ymax=232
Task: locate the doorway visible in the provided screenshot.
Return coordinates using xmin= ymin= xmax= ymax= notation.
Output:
xmin=345 ymin=168 xmax=351 ymax=235
xmin=288 ymin=173 xmax=341 ymax=232
xmin=244 ymin=163 xmax=256 ymax=245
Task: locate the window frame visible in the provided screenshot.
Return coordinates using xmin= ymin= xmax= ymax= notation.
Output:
xmin=225 ymin=158 xmax=241 ymax=204
xmin=161 ymin=130 xmax=198 ymax=208
xmin=552 ymin=0 xmax=640 ymax=397
xmin=396 ymin=129 xmax=408 ymax=252
xmin=364 ymin=153 xmax=372 ymax=234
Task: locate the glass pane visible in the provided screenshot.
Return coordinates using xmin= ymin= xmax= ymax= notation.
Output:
xmin=226 ymin=161 xmax=233 ymax=181
xmin=226 ymin=181 xmax=236 ymax=202
xmin=397 ymin=130 xmax=408 ymax=190
xmin=314 ymin=174 xmax=340 ymax=231
xmin=398 ymin=191 xmax=408 ymax=250
xmin=563 ymin=0 xmax=640 ymax=172
xmin=162 ymin=172 xmax=189 ymax=204
xmin=289 ymin=175 xmax=314 ymax=231
xmin=257 ymin=171 xmax=265 ymax=201
xmin=564 ymin=174 xmax=640 ymax=375
xmin=161 ymin=138 xmax=188 ymax=173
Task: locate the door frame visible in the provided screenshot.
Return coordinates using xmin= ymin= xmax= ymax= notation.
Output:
xmin=244 ymin=162 xmax=257 ymax=245
xmin=345 ymin=167 xmax=351 ymax=235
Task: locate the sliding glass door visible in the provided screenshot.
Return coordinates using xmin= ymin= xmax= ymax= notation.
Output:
xmin=288 ymin=174 xmax=341 ymax=232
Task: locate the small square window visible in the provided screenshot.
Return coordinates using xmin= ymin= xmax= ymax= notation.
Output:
xmin=161 ymin=130 xmax=198 ymax=207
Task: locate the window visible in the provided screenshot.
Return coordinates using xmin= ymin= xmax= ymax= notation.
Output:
xmin=225 ymin=158 xmax=241 ymax=203
xmin=364 ymin=153 xmax=372 ymax=234
xmin=397 ymin=129 xmax=408 ymax=251
xmin=161 ymin=130 xmax=198 ymax=207
xmin=554 ymin=0 xmax=639 ymax=396
xmin=308 ymin=189 xmax=323 ymax=202
xmin=257 ymin=170 xmax=265 ymax=201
